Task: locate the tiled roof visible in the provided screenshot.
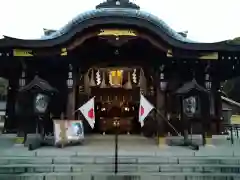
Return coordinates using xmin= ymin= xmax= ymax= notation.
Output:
xmin=41 ymin=8 xmax=195 ymax=43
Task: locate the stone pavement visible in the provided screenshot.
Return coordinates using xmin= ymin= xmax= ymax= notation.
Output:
xmin=0 ymin=134 xmax=240 ymax=157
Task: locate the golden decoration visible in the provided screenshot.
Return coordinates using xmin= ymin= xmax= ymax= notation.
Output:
xmin=166 ymin=49 xmax=173 ymax=57
xmin=198 ymin=52 xmax=218 ymax=60
xmin=98 ymin=29 xmax=137 ymax=36
xmin=109 ymin=70 xmax=123 ymax=87
xmin=60 ymin=48 xmax=68 ymax=56
xmin=13 ymin=49 xmax=33 ymax=57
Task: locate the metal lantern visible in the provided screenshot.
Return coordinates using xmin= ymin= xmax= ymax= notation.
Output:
xmin=67 ymin=64 xmax=73 ymax=88
xmin=34 ymin=93 xmax=49 ymax=114
xmin=19 ymin=71 xmax=26 ymax=87
xmin=160 ymin=72 xmax=167 ymax=91
xmin=67 ymin=72 xmax=73 ymax=88
xmin=183 ymin=96 xmax=197 ymax=118
xmin=205 ymin=73 xmax=212 ymax=90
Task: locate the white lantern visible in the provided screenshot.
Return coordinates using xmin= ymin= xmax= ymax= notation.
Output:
xmin=19 ymin=71 xmax=26 ymax=87
xmin=160 ymin=72 xmax=167 ymax=91
xmin=67 ymin=72 xmax=73 ymax=88
xmin=205 ymin=73 xmax=212 ymax=90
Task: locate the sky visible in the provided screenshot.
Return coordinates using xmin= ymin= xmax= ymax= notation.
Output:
xmin=0 ymin=0 xmax=239 ymax=42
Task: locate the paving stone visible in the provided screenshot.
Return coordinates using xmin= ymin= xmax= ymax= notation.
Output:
xmin=70 ymin=157 xmax=95 ymax=164
xmin=81 ymin=164 xmax=114 ymax=172
xmin=232 ymin=149 xmax=240 ymax=156
xmin=220 ymin=167 xmax=240 ymax=173
xmin=36 ymin=150 xmax=77 ymax=157
xmin=138 ymin=165 xmax=159 ymax=172
xmin=0 ymin=177 xmax=18 ymax=180
xmin=95 ymin=157 xmax=137 ymax=164
xmin=178 ymin=157 xmax=219 ymax=164
xmin=6 ymin=175 xmax=44 ymax=180
xmin=219 ymin=158 xmax=240 ymax=165
xmin=93 ymin=175 xmax=141 ymax=180
xmin=8 ymin=157 xmax=53 ymax=164
xmin=0 ymin=159 xmax=9 ymax=165
xmin=31 ymin=166 xmax=54 ymax=173
xmin=0 ymin=166 xmax=14 ymax=173
xmin=45 ymin=175 xmax=72 ymax=180
xmin=181 ymin=167 xmax=195 ymax=173
xmin=117 ymin=165 xmax=138 ymax=172
xmin=137 ymin=157 xmax=177 ymax=164
xmin=22 ymin=177 xmax=45 ymax=180
xmin=76 ymin=151 xmax=112 ymax=156
xmin=193 ymin=166 xmax=203 ymax=173
xmin=54 ymin=165 xmax=72 ymax=172
xmin=202 ymin=166 xmax=221 ymax=173
xmin=156 ymin=175 xmax=184 ymax=180
xmin=155 ymin=150 xmax=195 ymax=157
xmin=14 ymin=167 xmax=26 ymax=173
xmin=194 ymin=147 xmax=234 ymax=157
xmin=53 ymin=157 xmax=71 ymax=164
xmin=72 ymin=174 xmax=91 ymax=180
xmin=0 ymin=149 xmax=36 ymax=157
xmin=72 ymin=165 xmax=83 ymax=172
xmin=139 ymin=175 xmax=162 ymax=180
xmin=159 ymin=165 xmax=182 ymax=172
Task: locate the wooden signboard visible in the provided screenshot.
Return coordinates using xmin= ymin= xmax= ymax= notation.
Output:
xmin=231 ymin=115 xmax=240 ymax=125
xmin=53 ymin=120 xmax=84 ymax=147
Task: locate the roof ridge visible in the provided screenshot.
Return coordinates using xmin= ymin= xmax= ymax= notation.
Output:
xmin=96 ymin=0 xmax=140 ymax=10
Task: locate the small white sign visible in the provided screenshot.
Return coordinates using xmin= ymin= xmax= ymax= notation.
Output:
xmin=54 ymin=120 xmax=84 ymax=146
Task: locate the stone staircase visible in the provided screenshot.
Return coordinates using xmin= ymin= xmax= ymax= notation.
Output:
xmin=0 ymin=135 xmax=240 ymax=180
xmin=1 ymin=154 xmax=240 ymax=179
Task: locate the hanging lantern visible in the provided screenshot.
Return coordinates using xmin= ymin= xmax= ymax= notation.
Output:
xmin=67 ymin=64 xmax=73 ymax=88
xmin=19 ymin=71 xmax=26 ymax=87
xmin=205 ymin=73 xmax=212 ymax=90
xmin=159 ymin=72 xmax=167 ymax=91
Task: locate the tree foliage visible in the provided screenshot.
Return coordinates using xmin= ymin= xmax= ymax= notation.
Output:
xmin=222 ymin=77 xmax=240 ymax=102
xmin=0 ymin=77 xmax=8 ymax=96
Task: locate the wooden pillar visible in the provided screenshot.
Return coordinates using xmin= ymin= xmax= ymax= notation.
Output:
xmin=156 ymin=66 xmax=167 ymax=145
xmin=66 ymin=64 xmax=75 ymax=120
xmin=203 ymin=71 xmax=212 ymax=145
xmin=213 ymin=79 xmax=222 ymax=134
xmin=4 ymin=73 xmax=20 ymax=133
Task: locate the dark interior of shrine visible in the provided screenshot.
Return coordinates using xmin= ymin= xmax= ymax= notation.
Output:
xmin=70 ymin=33 xmax=164 ymax=135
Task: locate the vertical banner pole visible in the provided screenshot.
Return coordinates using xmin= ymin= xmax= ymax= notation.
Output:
xmin=114 ymin=120 xmax=119 ymax=174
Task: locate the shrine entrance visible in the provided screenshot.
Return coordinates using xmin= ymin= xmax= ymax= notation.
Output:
xmin=76 ymin=67 xmax=144 ymax=135
xmin=70 ymin=28 xmax=162 ymax=136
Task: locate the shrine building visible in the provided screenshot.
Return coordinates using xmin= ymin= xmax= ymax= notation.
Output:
xmin=1 ymin=0 xmax=240 ymax=138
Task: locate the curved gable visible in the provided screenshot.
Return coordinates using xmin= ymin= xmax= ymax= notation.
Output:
xmin=43 ymin=8 xmax=194 ymax=44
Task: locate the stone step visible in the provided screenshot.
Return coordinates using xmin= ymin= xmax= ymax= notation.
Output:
xmin=1 ymin=156 xmax=240 ymax=165
xmin=0 ymin=164 xmax=240 ymax=174
xmin=0 ymin=172 xmax=240 ymax=180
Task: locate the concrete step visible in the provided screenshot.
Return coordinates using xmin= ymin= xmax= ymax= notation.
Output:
xmin=0 ymin=172 xmax=240 ymax=180
xmin=1 ymin=156 xmax=240 ymax=165
xmin=0 ymin=164 xmax=240 ymax=174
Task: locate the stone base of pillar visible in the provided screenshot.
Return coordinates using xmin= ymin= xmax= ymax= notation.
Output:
xmin=158 ymin=136 xmax=167 ymax=147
